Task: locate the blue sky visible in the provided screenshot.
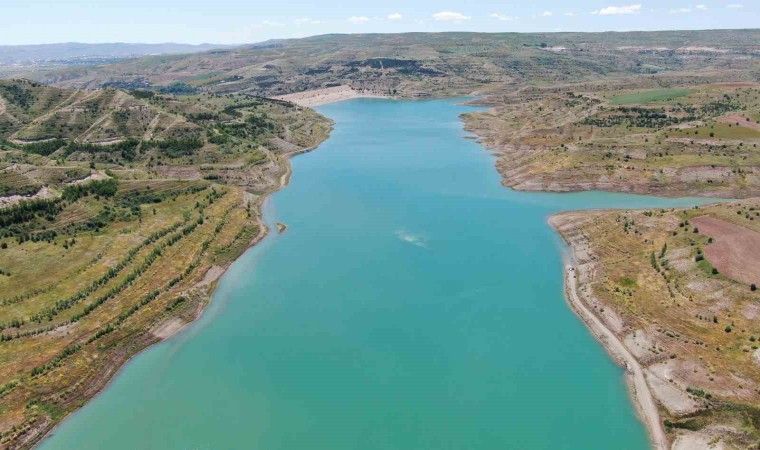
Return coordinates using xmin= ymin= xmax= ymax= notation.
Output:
xmin=2 ymin=1 xmax=757 ymax=45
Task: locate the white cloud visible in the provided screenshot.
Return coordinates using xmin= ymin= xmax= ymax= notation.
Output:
xmin=592 ymin=4 xmax=642 ymax=15
xmin=260 ymin=20 xmax=284 ymax=27
xmin=489 ymin=13 xmax=516 ymax=20
xmin=669 ymin=7 xmax=692 ymax=13
xmin=432 ymin=11 xmax=471 ymax=21
xmin=726 ymin=3 xmax=743 ymax=7
xmin=294 ymin=17 xmax=320 ymax=25
xmin=695 ymin=4 xmax=707 ymax=9
xmin=564 ymin=12 xmax=577 ymax=16
xmin=347 ymin=16 xmax=370 ymax=24
xmin=540 ymin=11 xmax=553 ymax=16
xmin=387 ymin=13 xmax=403 ymax=20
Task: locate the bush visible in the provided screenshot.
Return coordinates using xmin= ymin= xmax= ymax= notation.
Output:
xmin=62 ymin=178 xmax=118 ymax=202
xmin=21 ymin=139 xmax=67 ymax=156
xmin=64 ymin=139 xmax=140 ymax=161
xmin=145 ymin=138 xmax=204 ymax=157
xmin=751 ymin=284 xmax=757 ymax=292
xmin=0 ymin=198 xmax=62 ymax=227
xmin=130 ymin=89 xmax=155 ymax=99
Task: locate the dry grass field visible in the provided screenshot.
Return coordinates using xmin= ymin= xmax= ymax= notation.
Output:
xmin=553 ymin=200 xmax=760 ymax=447
xmin=465 ymin=81 xmax=760 ymax=198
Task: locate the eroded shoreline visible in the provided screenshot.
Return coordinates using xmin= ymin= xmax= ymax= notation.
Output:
xmin=550 ymin=213 xmax=668 ymax=450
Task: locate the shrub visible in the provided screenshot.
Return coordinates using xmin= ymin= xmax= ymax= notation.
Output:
xmin=62 ymin=178 xmax=118 ymax=202
xmin=21 ymin=139 xmax=67 ymax=156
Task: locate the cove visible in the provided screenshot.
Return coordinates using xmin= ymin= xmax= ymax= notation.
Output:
xmin=39 ymin=98 xmax=715 ymax=450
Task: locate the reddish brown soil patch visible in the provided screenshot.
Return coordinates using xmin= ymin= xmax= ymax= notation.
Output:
xmin=718 ymin=114 xmax=760 ymax=131
xmin=692 ymin=215 xmax=760 ymax=286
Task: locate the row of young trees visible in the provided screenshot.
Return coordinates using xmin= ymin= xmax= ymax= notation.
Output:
xmin=25 ymin=187 xmax=238 ymax=379
xmin=29 ymin=221 xmax=183 ymax=323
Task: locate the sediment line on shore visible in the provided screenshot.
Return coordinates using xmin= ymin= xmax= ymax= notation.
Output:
xmin=549 ymin=214 xmax=668 ymax=450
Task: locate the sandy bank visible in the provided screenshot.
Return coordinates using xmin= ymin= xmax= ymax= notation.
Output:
xmin=272 ymin=85 xmax=390 ymax=107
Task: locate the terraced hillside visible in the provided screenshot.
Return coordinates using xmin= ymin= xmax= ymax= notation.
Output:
xmin=29 ymin=30 xmax=760 ymax=98
xmin=552 ymin=200 xmax=760 ymax=448
xmin=465 ymin=82 xmax=760 ymax=198
xmin=0 ymin=79 xmax=330 ymax=448
xmin=0 ymin=79 xmax=201 ymax=145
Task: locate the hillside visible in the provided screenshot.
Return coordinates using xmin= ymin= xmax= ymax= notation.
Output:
xmin=29 ymin=30 xmax=760 ymax=98
xmin=553 ymin=199 xmax=760 ymax=448
xmin=0 ymin=43 xmax=235 ymax=65
xmin=464 ymin=81 xmax=760 ymax=198
xmin=0 ymin=78 xmax=330 ymax=448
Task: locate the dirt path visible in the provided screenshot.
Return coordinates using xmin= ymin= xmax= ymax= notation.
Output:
xmin=142 ymin=113 xmax=163 ymax=141
xmin=75 ymin=109 xmax=113 ymax=143
xmin=564 ymin=264 xmax=668 ymax=450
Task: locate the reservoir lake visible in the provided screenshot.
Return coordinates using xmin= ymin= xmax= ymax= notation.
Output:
xmin=40 ymin=98 xmax=715 ymax=450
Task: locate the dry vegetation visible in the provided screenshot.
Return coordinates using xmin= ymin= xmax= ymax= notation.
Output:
xmin=0 ymin=79 xmax=330 ymax=448
xmin=19 ymin=30 xmax=759 ymax=99
xmin=553 ymin=200 xmax=760 ymax=448
xmin=464 ymin=81 xmax=760 ymax=198
xmin=0 ymin=29 xmax=759 ymax=449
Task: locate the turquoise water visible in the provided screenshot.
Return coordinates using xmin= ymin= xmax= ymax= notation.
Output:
xmin=40 ymin=98 xmax=714 ymax=450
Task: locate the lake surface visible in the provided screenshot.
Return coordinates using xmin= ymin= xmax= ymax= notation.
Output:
xmin=40 ymin=98 xmax=713 ymax=449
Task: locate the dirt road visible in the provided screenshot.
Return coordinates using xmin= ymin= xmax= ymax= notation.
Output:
xmin=564 ymin=264 xmax=668 ymax=450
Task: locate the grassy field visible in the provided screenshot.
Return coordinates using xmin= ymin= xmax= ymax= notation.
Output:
xmin=0 ymin=79 xmax=331 ymax=448
xmin=609 ymin=88 xmax=693 ymax=105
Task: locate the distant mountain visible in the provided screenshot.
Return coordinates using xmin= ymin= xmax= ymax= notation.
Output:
xmin=0 ymin=42 xmax=238 ymax=64
xmin=29 ymin=30 xmax=759 ymax=97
